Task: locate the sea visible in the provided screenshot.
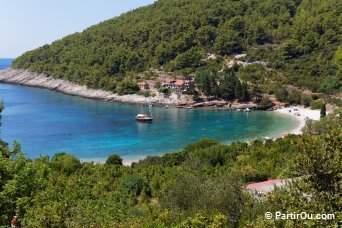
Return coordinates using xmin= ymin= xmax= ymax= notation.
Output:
xmin=0 ymin=58 xmax=298 ymax=163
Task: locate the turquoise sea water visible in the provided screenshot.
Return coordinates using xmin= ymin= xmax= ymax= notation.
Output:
xmin=0 ymin=59 xmax=298 ymax=162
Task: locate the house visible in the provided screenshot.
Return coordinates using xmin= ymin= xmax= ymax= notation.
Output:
xmin=161 ymin=78 xmax=176 ymax=89
xmin=244 ymin=179 xmax=292 ymax=196
xmin=138 ymin=82 xmax=150 ymax=90
xmin=174 ymin=80 xmax=194 ymax=94
xmin=162 ymin=79 xmax=194 ymax=94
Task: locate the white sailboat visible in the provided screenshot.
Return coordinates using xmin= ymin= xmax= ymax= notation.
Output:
xmin=136 ymin=102 xmax=153 ymax=122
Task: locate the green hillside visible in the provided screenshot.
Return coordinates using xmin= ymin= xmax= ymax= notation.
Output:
xmin=12 ymin=0 xmax=341 ymax=94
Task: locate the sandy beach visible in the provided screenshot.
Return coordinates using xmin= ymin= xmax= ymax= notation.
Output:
xmin=275 ymin=106 xmax=321 ymax=135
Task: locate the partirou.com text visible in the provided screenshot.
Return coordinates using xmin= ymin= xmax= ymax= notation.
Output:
xmin=265 ymin=212 xmax=335 ymax=220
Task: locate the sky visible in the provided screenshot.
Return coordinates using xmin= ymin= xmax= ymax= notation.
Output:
xmin=0 ymin=0 xmax=156 ymax=58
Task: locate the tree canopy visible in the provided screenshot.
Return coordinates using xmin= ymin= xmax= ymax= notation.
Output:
xmin=11 ymin=0 xmax=341 ymax=94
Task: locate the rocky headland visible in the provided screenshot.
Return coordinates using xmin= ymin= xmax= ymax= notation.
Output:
xmin=0 ymin=68 xmax=191 ymax=106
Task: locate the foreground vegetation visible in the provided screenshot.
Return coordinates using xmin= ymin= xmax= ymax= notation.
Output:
xmin=0 ymin=107 xmax=340 ymax=226
xmin=12 ymin=0 xmax=341 ymax=96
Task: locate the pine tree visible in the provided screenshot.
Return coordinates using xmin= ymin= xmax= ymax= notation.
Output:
xmin=234 ymin=80 xmax=243 ymax=100
xmin=251 ymin=85 xmax=262 ymax=102
xmin=241 ymin=82 xmax=250 ymax=102
xmin=220 ymin=74 xmax=235 ymax=100
xmin=320 ymin=103 xmax=326 ymax=118
xmin=203 ymin=75 xmax=212 ymax=96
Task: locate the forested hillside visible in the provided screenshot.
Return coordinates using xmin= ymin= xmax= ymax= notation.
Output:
xmin=12 ymin=0 xmax=341 ymax=94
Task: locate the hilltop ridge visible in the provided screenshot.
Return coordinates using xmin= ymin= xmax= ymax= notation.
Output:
xmin=11 ymin=0 xmax=341 ymax=98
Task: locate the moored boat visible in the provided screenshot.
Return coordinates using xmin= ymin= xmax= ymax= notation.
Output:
xmin=135 ymin=114 xmax=153 ymax=122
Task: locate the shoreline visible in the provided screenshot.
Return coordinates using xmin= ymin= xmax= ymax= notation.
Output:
xmin=82 ymin=108 xmax=319 ymax=166
xmin=0 ymin=68 xmax=263 ymax=110
xmin=0 ymin=68 xmax=191 ymax=106
xmin=274 ymin=106 xmax=320 ymax=135
xmin=0 ymin=68 xmax=321 ymax=166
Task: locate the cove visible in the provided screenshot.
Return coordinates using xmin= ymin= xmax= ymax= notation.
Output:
xmin=0 ymin=82 xmax=298 ymax=163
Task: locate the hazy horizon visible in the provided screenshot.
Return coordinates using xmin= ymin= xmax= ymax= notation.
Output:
xmin=0 ymin=0 xmax=156 ymax=58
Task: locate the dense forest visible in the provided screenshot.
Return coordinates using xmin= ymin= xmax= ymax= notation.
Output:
xmin=0 ymin=100 xmax=341 ymax=226
xmin=12 ymin=0 xmax=341 ymax=95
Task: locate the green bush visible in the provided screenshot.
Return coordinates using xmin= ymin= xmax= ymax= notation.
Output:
xmin=116 ymin=80 xmax=140 ymax=95
xmin=51 ymin=153 xmax=82 ymax=175
xmin=179 ymin=210 xmax=227 ymax=227
xmin=311 ymin=94 xmax=319 ymax=100
xmin=183 ymin=138 xmax=218 ymax=153
xmin=259 ymin=97 xmax=273 ymax=109
xmin=159 ymin=88 xmax=171 ymax=96
xmin=275 ymin=88 xmax=288 ymax=102
xmin=320 ymin=103 xmax=326 ymax=117
xmin=287 ymin=90 xmax=302 ymax=104
xmin=120 ymin=174 xmax=148 ymax=197
xmin=301 ymin=94 xmax=313 ymax=107
xmin=154 ymin=81 xmax=161 ymax=89
xmin=310 ymin=100 xmax=324 ymax=110
xmin=106 ymin=154 xmax=123 ymax=165
xmin=161 ymin=172 xmax=242 ymax=223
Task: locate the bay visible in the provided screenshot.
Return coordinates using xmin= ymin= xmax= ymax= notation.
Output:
xmin=0 ymin=58 xmax=298 ymax=163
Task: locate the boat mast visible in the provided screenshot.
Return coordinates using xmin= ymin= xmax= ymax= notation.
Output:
xmin=149 ymin=104 xmax=153 ymax=118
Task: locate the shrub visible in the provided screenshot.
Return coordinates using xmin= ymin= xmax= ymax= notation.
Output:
xmin=259 ymin=97 xmax=273 ymax=109
xmin=154 ymin=81 xmax=161 ymax=89
xmin=320 ymin=104 xmax=326 ymax=117
xmin=183 ymin=138 xmax=218 ymax=153
xmin=116 ymin=80 xmax=140 ymax=95
xmin=106 ymin=154 xmax=123 ymax=166
xmin=51 ymin=153 xmax=82 ymax=175
xmin=311 ymin=94 xmax=319 ymax=100
xmin=300 ymin=94 xmax=313 ymax=107
xmin=275 ymin=88 xmax=288 ymax=102
xmin=161 ymin=172 xmax=242 ymax=224
xmin=179 ymin=210 xmax=227 ymax=227
xmin=310 ymin=100 xmax=324 ymax=110
xmin=159 ymin=88 xmax=171 ymax=96
xmin=287 ymin=90 xmax=301 ymax=104
xmin=120 ymin=174 xmax=148 ymax=197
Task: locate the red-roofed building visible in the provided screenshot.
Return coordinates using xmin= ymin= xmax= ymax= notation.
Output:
xmin=245 ymin=179 xmax=291 ymax=196
xmin=138 ymin=82 xmax=150 ymax=91
xmin=162 ymin=79 xmax=194 ymax=94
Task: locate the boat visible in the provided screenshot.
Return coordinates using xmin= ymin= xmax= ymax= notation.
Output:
xmin=164 ymin=106 xmax=169 ymax=109
xmin=244 ymin=108 xmax=251 ymax=112
xmin=135 ymin=114 xmax=153 ymax=122
xmin=136 ymin=101 xmax=153 ymax=122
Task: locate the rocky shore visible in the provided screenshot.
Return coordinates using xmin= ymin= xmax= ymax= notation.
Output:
xmin=0 ymin=68 xmax=190 ymax=106
xmin=0 ymin=68 xmax=266 ymax=110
